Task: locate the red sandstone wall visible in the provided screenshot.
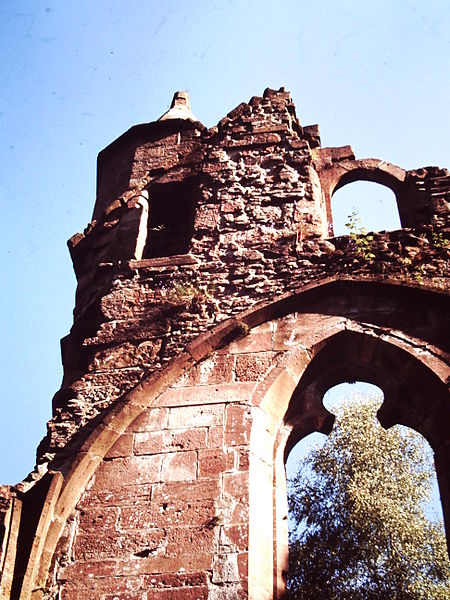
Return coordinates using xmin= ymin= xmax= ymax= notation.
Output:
xmin=53 ymin=335 xmax=265 ymax=599
xmin=1 ymin=89 xmax=448 ymax=600
xmin=43 ymin=89 xmax=449 ymax=467
xmin=45 ymin=302 xmax=450 ymax=599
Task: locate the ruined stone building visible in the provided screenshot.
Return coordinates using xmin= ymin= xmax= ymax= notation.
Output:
xmin=0 ymin=88 xmax=449 ymax=599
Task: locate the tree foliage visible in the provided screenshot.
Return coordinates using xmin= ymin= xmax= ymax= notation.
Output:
xmin=288 ymin=395 xmax=450 ymax=599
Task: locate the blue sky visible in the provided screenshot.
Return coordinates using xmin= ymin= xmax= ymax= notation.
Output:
xmin=0 ymin=1 xmax=449 ymax=483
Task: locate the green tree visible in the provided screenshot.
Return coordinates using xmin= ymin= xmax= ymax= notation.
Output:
xmin=288 ymin=395 xmax=450 ymax=599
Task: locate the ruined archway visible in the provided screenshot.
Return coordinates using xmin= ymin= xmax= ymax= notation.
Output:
xmin=284 ymin=380 xmax=445 ymax=598
xmin=249 ymin=318 xmax=449 ymax=599
xmin=315 ymin=157 xmax=408 ymax=234
xmin=2 ymin=89 xmax=449 ymax=600
xmin=2 ymin=279 xmax=446 ymax=600
xmin=331 ymin=181 xmax=401 ymax=235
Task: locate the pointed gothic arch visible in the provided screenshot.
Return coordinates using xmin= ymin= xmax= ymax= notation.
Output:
xmin=9 ymin=279 xmax=449 ymax=600
xmin=249 ymin=324 xmax=449 ymax=598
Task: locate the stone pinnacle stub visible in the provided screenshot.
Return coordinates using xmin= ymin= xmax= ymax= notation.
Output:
xmin=158 ymin=91 xmax=198 ymax=122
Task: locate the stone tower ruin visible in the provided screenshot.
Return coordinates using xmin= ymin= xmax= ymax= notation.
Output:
xmin=1 ymin=88 xmax=449 ymax=599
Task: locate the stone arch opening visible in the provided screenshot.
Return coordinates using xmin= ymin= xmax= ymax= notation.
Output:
xmin=264 ymin=328 xmax=449 ymax=598
xmin=283 ymin=329 xmax=448 ymax=456
xmin=331 ymin=181 xmax=401 ymax=236
xmin=318 ymin=159 xmax=407 ymax=235
xmin=21 ymin=281 xmax=449 ymax=600
xmin=285 ymin=382 xmax=383 ymax=482
xmin=285 ymin=380 xmax=445 ymax=596
xmin=332 ymin=161 xmax=405 ymax=196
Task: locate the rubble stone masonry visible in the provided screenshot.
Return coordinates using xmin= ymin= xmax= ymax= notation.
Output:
xmin=0 ymin=88 xmax=449 ymax=599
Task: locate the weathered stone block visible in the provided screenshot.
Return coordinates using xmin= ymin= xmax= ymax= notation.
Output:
xmin=118 ymin=506 xmax=156 ymax=531
xmin=149 ymin=588 xmax=208 ymax=599
xmin=220 ymin=323 xmax=273 ymax=354
xmin=161 ymin=451 xmax=197 ymax=482
xmin=170 ymin=428 xmax=208 ymax=451
xmin=221 ymin=524 xmax=249 ymax=552
xmin=212 ymin=552 xmax=240 ymax=583
xmin=149 ymin=500 xmax=217 ymax=530
xmin=78 ymin=506 xmax=119 ymax=532
xmin=105 ymin=433 xmax=134 ymax=458
xmin=103 ymin=594 xmax=146 ymax=600
xmin=207 ymin=425 xmax=224 ymax=448
xmin=93 ymin=455 xmax=162 ymax=489
xmin=161 ymin=383 xmax=254 ymax=409
xmin=234 ymin=352 xmax=276 ymax=381
xmin=152 ymin=479 xmax=221 ymax=503
xmin=176 ymin=355 xmax=234 ymax=386
xmin=115 ymin=553 xmax=213 ymax=576
xmin=198 ymin=449 xmax=234 ymax=477
xmin=73 ymin=528 xmax=165 ymax=561
xmin=168 ymin=404 xmax=224 ymax=429
xmin=225 ymin=404 xmax=252 ymax=446
xmin=59 ymin=559 xmax=116 ymax=581
xmin=132 ymin=407 xmax=169 ymax=432
xmin=141 ymin=572 xmax=208 ymax=588
xmin=77 ymin=484 xmax=152 ymax=508
xmin=223 ymin=472 xmax=249 ymax=501
xmin=134 ymin=431 xmax=166 ymax=455
xmin=166 ymin=526 xmax=216 ymax=556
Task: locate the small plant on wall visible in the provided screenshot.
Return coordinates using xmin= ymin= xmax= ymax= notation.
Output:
xmin=431 ymin=231 xmax=450 ymax=251
xmin=345 ymin=209 xmax=375 ymax=262
xmin=161 ymin=279 xmax=218 ymax=318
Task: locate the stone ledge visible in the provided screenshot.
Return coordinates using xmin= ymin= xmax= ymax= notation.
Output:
xmin=127 ymin=255 xmax=199 ymax=269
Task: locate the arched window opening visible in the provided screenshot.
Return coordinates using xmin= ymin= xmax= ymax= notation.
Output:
xmin=331 ymin=181 xmax=401 ymax=237
xmin=143 ymin=180 xmax=197 ymax=258
xmin=286 ymin=381 xmax=448 ymax=598
xmin=323 ymin=382 xmax=444 ymax=523
xmin=286 ymin=383 xmax=382 ymax=538
xmin=285 ymin=430 xmax=327 ymax=539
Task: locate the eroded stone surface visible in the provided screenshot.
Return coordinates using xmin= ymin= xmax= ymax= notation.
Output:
xmin=39 ymin=88 xmax=450 ymax=467
xmin=1 ymin=88 xmax=449 ymax=600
